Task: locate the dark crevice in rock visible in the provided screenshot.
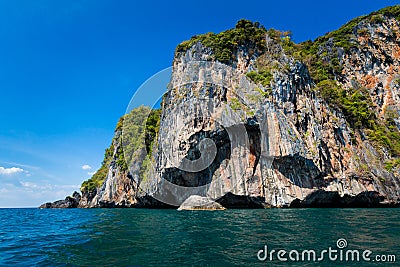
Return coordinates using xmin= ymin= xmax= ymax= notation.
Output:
xmin=245 ymin=121 xmax=261 ymax=176
xmin=216 ymin=192 xmax=266 ymax=209
xmin=318 ymin=140 xmax=333 ymax=175
xmin=163 ymin=126 xmax=231 ymax=187
xmin=96 ymin=196 xmax=176 ymax=209
xmin=334 ymin=127 xmax=346 ymax=146
xmin=134 ymin=196 xmax=177 ymax=209
xmin=273 ymin=154 xmax=324 ymax=189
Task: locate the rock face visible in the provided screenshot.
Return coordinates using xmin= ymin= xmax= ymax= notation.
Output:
xmin=177 ymin=195 xmax=226 ymax=211
xmin=40 ymin=192 xmax=81 ymax=208
xmin=77 ymin=122 xmax=173 ymax=208
xmin=79 ymin=130 xmax=140 ymax=208
xmin=41 ymin=7 xmax=400 ymax=209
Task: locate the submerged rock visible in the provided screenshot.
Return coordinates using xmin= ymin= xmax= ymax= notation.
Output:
xmin=178 ymin=195 xmax=226 ymax=211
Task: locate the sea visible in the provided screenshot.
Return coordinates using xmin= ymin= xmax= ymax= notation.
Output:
xmin=0 ymin=208 xmax=398 ymax=266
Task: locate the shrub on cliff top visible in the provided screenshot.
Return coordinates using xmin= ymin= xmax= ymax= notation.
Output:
xmin=176 ymin=19 xmax=267 ymax=64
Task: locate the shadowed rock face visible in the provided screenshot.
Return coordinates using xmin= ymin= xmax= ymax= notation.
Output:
xmin=162 ymin=127 xmax=231 ymax=188
xmin=289 ymin=190 xmax=392 ymax=208
xmin=42 ymin=9 xmax=400 ymax=209
xmin=216 ymin=193 xmax=267 ymax=209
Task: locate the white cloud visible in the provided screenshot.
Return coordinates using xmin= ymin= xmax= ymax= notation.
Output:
xmin=0 ymin=166 xmax=24 ymax=175
xmin=81 ymin=164 xmax=92 ymax=170
xmin=20 ymin=181 xmax=39 ymax=188
xmin=87 ymin=171 xmax=96 ymax=176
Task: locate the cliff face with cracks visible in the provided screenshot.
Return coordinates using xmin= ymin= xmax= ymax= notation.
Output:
xmin=42 ymin=6 xmax=400 ymax=208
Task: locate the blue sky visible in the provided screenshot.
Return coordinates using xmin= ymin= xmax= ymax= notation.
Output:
xmin=0 ymin=0 xmax=398 ymax=207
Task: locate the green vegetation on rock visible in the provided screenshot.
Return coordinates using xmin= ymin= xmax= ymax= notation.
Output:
xmin=315 ymin=80 xmax=400 ymax=156
xmin=384 ymin=158 xmax=400 ymax=171
xmin=316 ymin=80 xmax=375 ymax=129
xmin=145 ymin=109 xmax=162 ymax=155
xmin=81 ymin=106 xmax=162 ymax=193
xmin=246 ymin=70 xmax=273 ymax=88
xmin=276 ymin=6 xmax=400 ymax=157
xmin=81 ymin=146 xmax=113 ymax=193
xmin=375 ymin=5 xmax=400 ymax=21
xmin=229 ymin=96 xmax=242 ymax=111
xmin=176 ymin=19 xmax=267 ymax=64
xmin=140 ymin=108 xmax=162 ymax=183
xmin=297 ymin=5 xmax=400 ymax=56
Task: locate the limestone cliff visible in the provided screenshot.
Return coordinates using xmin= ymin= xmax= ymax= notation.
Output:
xmin=42 ymin=6 xmax=400 ymax=208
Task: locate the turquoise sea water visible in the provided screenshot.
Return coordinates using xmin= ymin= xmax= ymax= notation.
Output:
xmin=0 ymin=208 xmax=398 ymax=266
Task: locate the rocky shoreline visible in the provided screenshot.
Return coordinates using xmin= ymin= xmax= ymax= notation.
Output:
xmin=40 ymin=190 xmax=399 ymax=209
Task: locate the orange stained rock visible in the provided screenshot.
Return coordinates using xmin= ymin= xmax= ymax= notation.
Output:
xmin=393 ymin=45 xmax=400 ymax=59
xmin=360 ymin=75 xmax=379 ymax=89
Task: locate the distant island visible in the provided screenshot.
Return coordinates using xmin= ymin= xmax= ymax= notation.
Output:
xmin=41 ymin=5 xmax=400 ymax=209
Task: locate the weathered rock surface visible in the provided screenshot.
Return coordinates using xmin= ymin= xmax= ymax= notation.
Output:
xmin=41 ymin=7 xmax=400 ymax=209
xmin=178 ymin=195 xmax=226 ymax=210
xmin=40 ymin=192 xmax=81 ymax=208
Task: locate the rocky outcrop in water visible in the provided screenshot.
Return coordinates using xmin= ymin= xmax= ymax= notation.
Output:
xmin=40 ymin=192 xmax=81 ymax=208
xmin=41 ymin=6 xmax=400 ymax=209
